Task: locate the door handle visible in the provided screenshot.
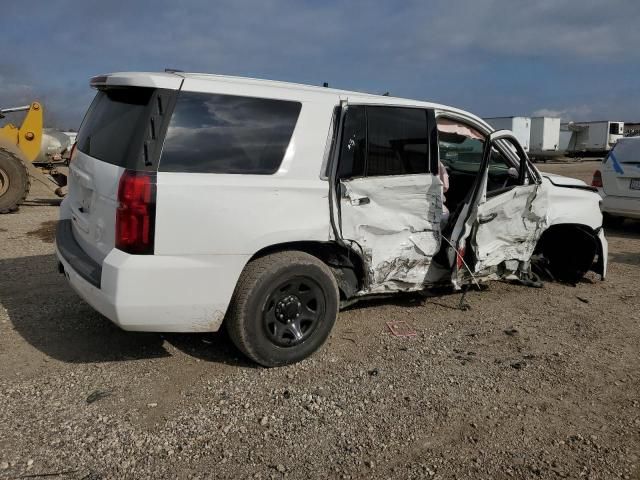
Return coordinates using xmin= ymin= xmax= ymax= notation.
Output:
xmin=478 ymin=212 xmax=497 ymax=224
xmin=351 ymin=196 xmax=370 ymax=206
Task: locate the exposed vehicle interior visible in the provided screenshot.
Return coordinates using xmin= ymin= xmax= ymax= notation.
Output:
xmin=437 ymin=118 xmax=523 ymax=218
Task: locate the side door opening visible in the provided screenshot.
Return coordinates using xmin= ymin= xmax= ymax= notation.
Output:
xmin=329 ymin=104 xmax=443 ymax=294
xmin=433 ymin=117 xmax=488 ymax=287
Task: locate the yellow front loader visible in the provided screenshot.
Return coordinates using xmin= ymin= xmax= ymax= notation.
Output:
xmin=0 ymin=102 xmax=68 ymax=213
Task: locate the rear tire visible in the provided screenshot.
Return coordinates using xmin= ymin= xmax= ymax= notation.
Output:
xmin=0 ymin=147 xmax=31 ymax=214
xmin=226 ymin=251 xmax=339 ymax=367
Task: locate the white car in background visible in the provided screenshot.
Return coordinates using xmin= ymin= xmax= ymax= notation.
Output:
xmin=592 ymin=136 xmax=640 ymax=224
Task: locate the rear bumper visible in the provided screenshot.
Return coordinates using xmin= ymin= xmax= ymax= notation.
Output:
xmin=56 ymin=220 xmax=102 ymax=288
xmin=55 ymin=220 xmax=250 ymax=332
xmin=600 ymin=191 xmax=640 ymax=219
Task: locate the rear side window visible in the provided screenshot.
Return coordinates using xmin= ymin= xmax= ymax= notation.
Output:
xmin=367 ymin=107 xmax=429 ymax=176
xmin=159 ymin=92 xmax=302 ymax=174
xmin=76 ymin=88 xmax=155 ymax=167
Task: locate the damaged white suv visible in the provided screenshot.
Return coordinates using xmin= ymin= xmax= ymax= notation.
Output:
xmin=56 ymin=72 xmax=607 ymax=366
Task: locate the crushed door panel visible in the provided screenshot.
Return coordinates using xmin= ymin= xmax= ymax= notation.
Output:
xmin=473 ymin=184 xmax=548 ymax=272
xmin=339 ymin=174 xmax=442 ymax=293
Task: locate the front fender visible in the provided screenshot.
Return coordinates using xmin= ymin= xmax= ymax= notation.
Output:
xmin=542 ymin=178 xmax=607 ymax=279
xmin=545 ymin=178 xmax=603 ymax=230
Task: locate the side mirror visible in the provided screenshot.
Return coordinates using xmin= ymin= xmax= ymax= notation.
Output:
xmin=507 ymin=167 xmax=518 ymax=178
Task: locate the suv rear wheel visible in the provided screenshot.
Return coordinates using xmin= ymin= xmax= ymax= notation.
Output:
xmin=226 ymin=251 xmax=339 ymax=367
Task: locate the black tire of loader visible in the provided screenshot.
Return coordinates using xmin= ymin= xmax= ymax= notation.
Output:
xmin=0 ymin=147 xmax=31 ymax=214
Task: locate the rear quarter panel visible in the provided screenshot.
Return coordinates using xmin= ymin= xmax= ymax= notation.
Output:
xmin=154 ymin=174 xmax=330 ymax=255
xmin=154 ymin=98 xmax=335 ymax=256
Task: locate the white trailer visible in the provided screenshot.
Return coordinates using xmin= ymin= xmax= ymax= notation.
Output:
xmin=561 ymin=121 xmax=624 ymax=156
xmin=529 ymin=117 xmax=561 ymax=159
xmin=484 ymin=117 xmax=530 ymax=152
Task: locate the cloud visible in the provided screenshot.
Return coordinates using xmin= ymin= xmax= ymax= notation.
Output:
xmin=1 ymin=0 xmax=639 ymax=128
xmin=420 ymin=0 xmax=640 ymax=60
xmin=532 ymin=105 xmax=593 ymax=121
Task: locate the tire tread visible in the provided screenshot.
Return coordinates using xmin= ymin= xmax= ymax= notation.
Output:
xmin=226 ymin=251 xmax=338 ymax=366
xmin=0 ymin=147 xmax=31 ymax=214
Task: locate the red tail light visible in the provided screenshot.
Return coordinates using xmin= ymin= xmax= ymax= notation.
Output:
xmin=591 ymin=170 xmax=603 ymax=188
xmin=116 ymin=170 xmax=156 ymax=254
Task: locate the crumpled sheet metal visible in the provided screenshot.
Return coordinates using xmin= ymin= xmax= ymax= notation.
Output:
xmin=340 ymin=175 xmax=442 ymax=293
xmin=473 ymin=185 xmax=548 ymax=271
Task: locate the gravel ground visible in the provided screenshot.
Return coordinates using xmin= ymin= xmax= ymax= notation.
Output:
xmin=0 ymin=161 xmax=638 ymax=479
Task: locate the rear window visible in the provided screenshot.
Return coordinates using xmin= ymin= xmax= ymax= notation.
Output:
xmin=611 ymin=139 xmax=640 ymax=164
xmin=159 ymin=92 xmax=302 ymax=174
xmin=76 ymin=88 xmax=155 ymax=167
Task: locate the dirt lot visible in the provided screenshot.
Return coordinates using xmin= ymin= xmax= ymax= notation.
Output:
xmin=0 ymin=160 xmax=639 ymax=479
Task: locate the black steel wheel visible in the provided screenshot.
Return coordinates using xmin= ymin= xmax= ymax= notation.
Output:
xmin=226 ymin=251 xmax=339 ymax=367
xmin=262 ymin=276 xmax=326 ymax=347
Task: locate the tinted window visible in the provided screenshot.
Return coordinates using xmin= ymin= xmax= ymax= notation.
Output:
xmin=336 ymin=106 xmax=366 ymax=179
xmin=160 ymin=92 xmax=301 ymax=174
xmin=76 ymin=88 xmax=154 ymax=167
xmin=366 ymin=107 xmax=428 ymax=176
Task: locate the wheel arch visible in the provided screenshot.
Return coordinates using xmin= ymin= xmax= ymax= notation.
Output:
xmin=534 ymin=222 xmax=606 ymax=281
xmin=247 ymin=240 xmax=366 ymax=300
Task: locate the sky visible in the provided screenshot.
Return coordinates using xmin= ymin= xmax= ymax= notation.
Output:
xmin=1 ymin=0 xmax=639 ymax=129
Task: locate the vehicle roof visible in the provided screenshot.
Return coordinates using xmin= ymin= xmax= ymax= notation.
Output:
xmin=97 ymin=71 xmax=493 ymax=131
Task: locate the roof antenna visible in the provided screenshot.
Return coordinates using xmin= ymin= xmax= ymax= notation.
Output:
xmin=323 ymin=82 xmax=329 ymax=88
xmin=165 ymin=68 xmax=184 ymax=73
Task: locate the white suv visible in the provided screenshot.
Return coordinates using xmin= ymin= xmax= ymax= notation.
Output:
xmin=56 ymin=72 xmax=607 ymax=366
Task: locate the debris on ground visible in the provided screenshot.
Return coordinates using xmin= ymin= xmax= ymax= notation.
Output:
xmin=386 ymin=320 xmax=418 ymax=337
xmin=85 ymin=390 xmax=111 ymax=404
